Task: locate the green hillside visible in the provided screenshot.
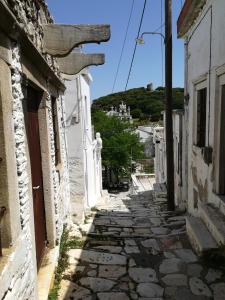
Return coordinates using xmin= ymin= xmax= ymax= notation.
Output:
xmin=92 ymin=86 xmax=184 ymax=121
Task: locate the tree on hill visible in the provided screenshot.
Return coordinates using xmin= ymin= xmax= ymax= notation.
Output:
xmin=92 ymin=86 xmax=184 ymax=122
xmin=131 ymin=108 xmax=142 ymax=119
xmin=92 ymin=110 xmax=144 ymax=185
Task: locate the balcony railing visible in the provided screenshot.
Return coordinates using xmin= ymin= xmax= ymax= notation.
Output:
xmin=0 ymin=207 xmax=6 ymax=257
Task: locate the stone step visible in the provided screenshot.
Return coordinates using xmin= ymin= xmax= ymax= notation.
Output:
xmin=153 ymin=183 xmax=167 ymax=193
xmin=186 ymin=216 xmax=217 ymax=255
xmin=218 ymin=197 xmax=225 ymax=217
xmin=86 ymin=232 xmax=155 ymax=239
xmin=199 ymin=202 xmax=225 ymax=245
xmin=93 ymin=224 xmax=151 ymax=229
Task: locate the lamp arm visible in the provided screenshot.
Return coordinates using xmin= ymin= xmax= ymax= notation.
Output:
xmin=141 ymin=32 xmax=165 ymax=42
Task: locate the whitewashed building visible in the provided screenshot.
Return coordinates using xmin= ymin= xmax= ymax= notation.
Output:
xmin=107 ymin=102 xmax=133 ymax=123
xmin=172 ymin=110 xmax=185 ymax=209
xmin=153 ymin=126 xmax=166 ymax=184
xmin=178 ymin=0 xmax=225 ymax=253
xmin=136 ymin=126 xmax=156 ymax=158
xmin=63 ymin=69 xmax=104 ymax=223
xmin=153 ymin=111 xmax=185 ymax=209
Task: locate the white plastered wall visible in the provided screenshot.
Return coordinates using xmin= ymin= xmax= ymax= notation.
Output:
xmin=183 ymin=0 xmax=225 ymax=215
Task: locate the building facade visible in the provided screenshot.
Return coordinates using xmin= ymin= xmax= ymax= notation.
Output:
xmin=178 ymin=0 xmax=225 ymax=252
xmin=0 ymin=0 xmax=110 ymax=299
xmin=153 ymin=126 xmax=166 ymax=184
xmin=0 ymin=1 xmax=70 ymax=299
xmin=64 ymin=70 xmax=103 ymax=223
xmin=172 ymin=110 xmax=185 ymax=209
xmin=153 ymin=111 xmax=185 ymax=209
xmin=136 ymin=126 xmax=156 ymax=158
xmin=107 ymin=102 xmax=133 ymax=123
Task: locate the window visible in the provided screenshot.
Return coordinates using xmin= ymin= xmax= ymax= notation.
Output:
xmin=51 ymin=97 xmax=61 ymax=167
xmin=196 ymin=88 xmax=207 ymax=147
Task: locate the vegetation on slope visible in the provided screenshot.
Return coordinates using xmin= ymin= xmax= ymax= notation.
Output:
xmin=92 ymin=86 xmax=184 ymax=122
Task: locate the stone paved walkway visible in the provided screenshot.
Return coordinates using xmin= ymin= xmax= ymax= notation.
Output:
xmin=58 ymin=190 xmax=225 ymax=300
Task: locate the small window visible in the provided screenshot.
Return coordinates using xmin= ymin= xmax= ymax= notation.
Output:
xmin=51 ymin=97 xmax=61 ymax=167
xmin=196 ymin=88 xmax=207 ymax=147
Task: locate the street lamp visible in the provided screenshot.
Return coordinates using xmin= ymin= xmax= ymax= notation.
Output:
xmin=136 ymin=31 xmax=165 ymax=45
xmin=136 ymin=17 xmax=175 ymax=210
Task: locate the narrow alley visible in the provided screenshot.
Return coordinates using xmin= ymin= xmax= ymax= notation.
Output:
xmin=58 ymin=188 xmax=225 ymax=300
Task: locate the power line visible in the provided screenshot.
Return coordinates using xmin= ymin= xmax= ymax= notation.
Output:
xmin=111 ymin=0 xmax=135 ymax=93
xmin=124 ymin=0 xmax=147 ymax=91
xmin=152 ymin=23 xmax=165 ymax=33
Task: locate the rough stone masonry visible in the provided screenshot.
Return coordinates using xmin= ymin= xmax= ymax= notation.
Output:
xmin=0 ymin=0 xmax=70 ymax=299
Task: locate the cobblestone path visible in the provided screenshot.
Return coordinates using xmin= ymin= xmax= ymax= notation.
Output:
xmin=58 ymin=191 xmax=225 ymax=300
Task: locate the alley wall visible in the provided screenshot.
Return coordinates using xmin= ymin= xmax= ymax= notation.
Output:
xmin=0 ymin=1 xmax=70 ymax=299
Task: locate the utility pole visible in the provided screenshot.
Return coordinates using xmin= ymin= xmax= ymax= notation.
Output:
xmin=165 ymin=0 xmax=175 ymax=210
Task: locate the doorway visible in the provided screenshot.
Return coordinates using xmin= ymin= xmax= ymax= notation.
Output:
xmin=23 ymin=86 xmax=47 ymax=269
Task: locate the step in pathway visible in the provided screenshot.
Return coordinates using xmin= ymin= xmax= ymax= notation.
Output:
xmin=58 ymin=191 xmax=225 ymax=300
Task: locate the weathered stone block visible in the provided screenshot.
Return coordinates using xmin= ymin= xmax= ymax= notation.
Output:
xmin=58 ymin=53 xmax=105 ymax=75
xmin=43 ymin=24 xmax=110 ymax=56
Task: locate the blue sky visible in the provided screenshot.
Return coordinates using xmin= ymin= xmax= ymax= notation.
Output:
xmin=46 ymin=0 xmax=185 ymax=100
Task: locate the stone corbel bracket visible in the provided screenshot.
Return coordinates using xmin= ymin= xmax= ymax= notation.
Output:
xmin=43 ymin=24 xmax=110 ymax=57
xmin=57 ymin=53 xmax=105 ymax=75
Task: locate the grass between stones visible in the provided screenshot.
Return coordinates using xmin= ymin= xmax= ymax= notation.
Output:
xmin=48 ymin=227 xmax=85 ymax=300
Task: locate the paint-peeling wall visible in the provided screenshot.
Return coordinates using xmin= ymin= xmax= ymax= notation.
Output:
xmin=183 ymin=0 xmax=225 ymax=214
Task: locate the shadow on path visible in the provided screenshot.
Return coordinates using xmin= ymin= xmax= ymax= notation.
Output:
xmin=56 ymin=190 xmax=224 ymax=300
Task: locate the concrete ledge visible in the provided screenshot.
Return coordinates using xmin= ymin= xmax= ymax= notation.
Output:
xmin=58 ymin=53 xmax=105 ymax=75
xmin=37 ymin=246 xmax=59 ymax=300
xmin=43 ymin=24 xmax=110 ymax=57
xmin=199 ymin=202 xmax=225 ymax=245
xmin=186 ymin=216 xmax=217 ymax=255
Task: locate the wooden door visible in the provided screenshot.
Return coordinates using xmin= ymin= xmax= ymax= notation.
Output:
xmin=24 ymin=86 xmax=47 ymax=269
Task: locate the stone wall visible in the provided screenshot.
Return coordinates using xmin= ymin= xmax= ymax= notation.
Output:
xmin=0 ymin=43 xmax=37 ymax=300
xmin=4 ymin=0 xmax=59 ymax=73
xmin=0 ymin=45 xmax=70 ymax=300
xmin=49 ymin=95 xmax=70 ymax=240
xmin=0 ymin=1 xmax=70 ymax=299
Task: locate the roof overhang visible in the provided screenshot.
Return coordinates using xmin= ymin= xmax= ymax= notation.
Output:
xmin=177 ymin=0 xmax=207 ymax=38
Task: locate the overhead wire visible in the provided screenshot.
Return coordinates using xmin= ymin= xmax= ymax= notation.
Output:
xmin=124 ymin=0 xmax=147 ymax=91
xmin=111 ymin=0 xmax=135 ymax=93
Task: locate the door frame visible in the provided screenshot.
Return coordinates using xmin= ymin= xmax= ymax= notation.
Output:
xmin=23 ymin=79 xmax=58 ymax=264
xmin=23 ymin=84 xmax=47 ymax=269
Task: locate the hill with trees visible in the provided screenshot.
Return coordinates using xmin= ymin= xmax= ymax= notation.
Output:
xmin=92 ymin=86 xmax=184 ymax=122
